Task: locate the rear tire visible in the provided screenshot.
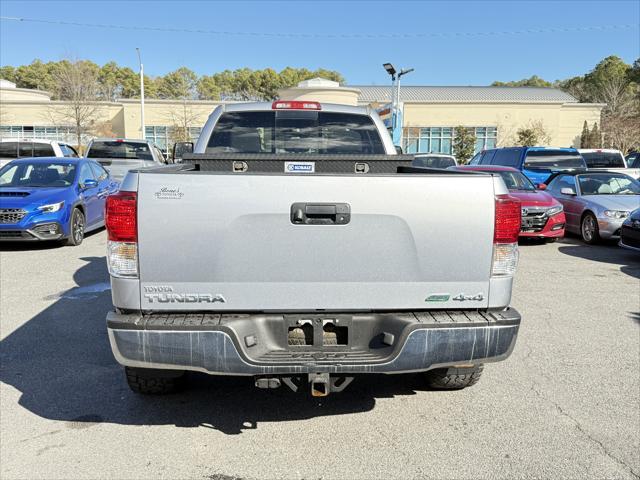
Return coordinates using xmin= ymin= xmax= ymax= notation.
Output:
xmin=125 ymin=367 xmax=186 ymax=394
xmin=581 ymin=212 xmax=601 ymax=245
xmin=424 ymin=365 xmax=484 ymax=390
xmin=65 ymin=208 xmax=85 ymax=246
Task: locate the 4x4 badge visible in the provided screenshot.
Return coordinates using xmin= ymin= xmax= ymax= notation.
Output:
xmin=452 ymin=293 xmax=484 ymax=301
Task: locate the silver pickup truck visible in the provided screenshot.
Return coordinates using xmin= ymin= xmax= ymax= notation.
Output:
xmin=85 ymin=138 xmax=167 ymax=182
xmin=105 ymin=101 xmax=522 ymax=396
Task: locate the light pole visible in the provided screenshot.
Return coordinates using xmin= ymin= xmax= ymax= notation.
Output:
xmin=383 ymin=62 xmax=397 ymax=121
xmin=396 ymin=67 xmax=414 ymax=112
xmin=136 ymin=48 xmax=145 ymax=139
xmin=383 ymin=63 xmax=413 ymax=146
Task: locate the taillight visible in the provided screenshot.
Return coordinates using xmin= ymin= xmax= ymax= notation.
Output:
xmin=492 ymin=194 xmax=521 ymax=276
xmin=272 ymin=101 xmax=321 ymax=110
xmin=106 ymin=192 xmax=137 ymax=242
xmin=105 ymin=191 xmax=138 ymax=278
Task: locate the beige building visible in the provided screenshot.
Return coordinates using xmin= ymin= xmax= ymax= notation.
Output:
xmin=0 ymin=77 xmax=603 ymax=155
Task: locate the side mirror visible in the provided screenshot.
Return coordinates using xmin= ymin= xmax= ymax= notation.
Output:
xmin=173 ymin=141 xmax=194 ymax=162
xmin=560 ymin=187 xmax=576 ymax=196
xmin=536 ymin=183 xmax=547 ymax=190
xmin=395 ymin=145 xmax=403 ymax=154
xmin=82 ymin=179 xmax=98 ymax=189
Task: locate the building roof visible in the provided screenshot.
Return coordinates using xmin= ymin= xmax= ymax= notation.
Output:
xmin=353 ymin=86 xmax=578 ymax=104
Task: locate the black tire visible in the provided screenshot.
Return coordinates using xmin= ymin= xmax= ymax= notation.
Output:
xmin=424 ymin=365 xmax=484 ymax=390
xmin=65 ymin=208 xmax=85 ymax=246
xmin=580 ymin=212 xmax=601 ymax=245
xmin=125 ymin=367 xmax=186 ymax=394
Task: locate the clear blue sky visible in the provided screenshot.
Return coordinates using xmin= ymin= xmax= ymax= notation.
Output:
xmin=0 ymin=0 xmax=638 ymax=85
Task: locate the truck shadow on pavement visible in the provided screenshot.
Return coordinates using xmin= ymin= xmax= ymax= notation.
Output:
xmin=0 ymin=256 xmax=432 ymax=435
xmin=556 ymin=237 xmax=640 ymax=279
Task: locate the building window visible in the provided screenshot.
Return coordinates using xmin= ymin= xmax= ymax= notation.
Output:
xmin=402 ymin=127 xmax=453 ymax=154
xmin=474 ymin=127 xmax=497 ymax=153
xmin=0 ymin=125 xmax=76 ymax=143
xmin=402 ymin=126 xmax=497 ymax=155
xmin=145 ymin=126 xmax=168 ymax=151
xmin=145 ymin=126 xmax=202 ymax=152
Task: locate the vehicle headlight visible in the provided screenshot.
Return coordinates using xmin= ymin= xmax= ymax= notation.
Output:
xmin=37 ymin=201 xmax=64 ymax=213
xmin=603 ymin=210 xmax=629 ymax=219
xmin=546 ymin=205 xmax=563 ymax=216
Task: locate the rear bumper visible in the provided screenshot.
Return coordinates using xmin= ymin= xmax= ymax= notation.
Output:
xmin=107 ymin=308 xmax=521 ymax=375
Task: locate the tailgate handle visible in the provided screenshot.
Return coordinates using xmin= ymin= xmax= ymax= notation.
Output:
xmin=291 ymin=203 xmax=350 ymax=225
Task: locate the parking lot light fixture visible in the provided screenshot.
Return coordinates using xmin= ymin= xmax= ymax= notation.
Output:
xmin=383 ymin=63 xmax=396 ymax=78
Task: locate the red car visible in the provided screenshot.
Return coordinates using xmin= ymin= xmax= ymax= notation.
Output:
xmin=455 ymin=165 xmax=566 ymax=240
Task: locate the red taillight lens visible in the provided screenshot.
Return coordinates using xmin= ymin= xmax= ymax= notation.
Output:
xmin=494 ymin=194 xmax=521 ymax=243
xmin=272 ymin=101 xmax=321 ymax=110
xmin=105 ymin=191 xmax=137 ymax=242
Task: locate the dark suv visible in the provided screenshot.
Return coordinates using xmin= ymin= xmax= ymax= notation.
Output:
xmin=468 ymin=146 xmax=586 ymax=186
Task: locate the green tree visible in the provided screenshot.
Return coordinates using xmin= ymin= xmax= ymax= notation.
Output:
xmin=589 ymin=122 xmax=601 ymax=148
xmin=492 ymin=75 xmax=552 ymax=87
xmin=156 ymin=67 xmax=198 ymax=99
xmin=196 ymin=75 xmax=221 ymax=100
xmin=0 ymin=65 xmax=17 ymax=83
xmin=452 ymin=126 xmax=476 ymax=163
xmin=97 ymin=61 xmax=139 ymax=100
xmin=580 ymin=121 xmax=590 ymax=148
xmin=516 ymin=128 xmax=538 ymax=146
xmin=584 ymin=55 xmax=633 ymax=114
xmin=14 ymin=60 xmax=59 ymax=93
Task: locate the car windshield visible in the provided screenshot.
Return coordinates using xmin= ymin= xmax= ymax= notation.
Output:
xmin=0 ymin=161 xmax=76 ymax=187
xmin=581 ymin=151 xmax=625 ymax=168
xmin=206 ymin=111 xmax=385 ymax=154
xmin=577 ymin=174 xmax=640 ymax=195
xmin=524 ymin=150 xmax=585 ymax=169
xmin=87 ymin=141 xmax=153 ymax=160
xmin=497 ymin=170 xmax=536 ymax=191
xmin=413 ymin=155 xmax=456 ymax=169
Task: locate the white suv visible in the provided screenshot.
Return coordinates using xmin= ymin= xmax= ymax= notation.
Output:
xmin=0 ymin=139 xmax=79 ymax=168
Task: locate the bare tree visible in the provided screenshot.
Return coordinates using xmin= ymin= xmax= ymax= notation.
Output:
xmin=163 ymin=100 xmax=202 ymax=146
xmin=498 ymin=119 xmax=551 ymax=147
xmin=46 ymin=60 xmax=102 ymax=148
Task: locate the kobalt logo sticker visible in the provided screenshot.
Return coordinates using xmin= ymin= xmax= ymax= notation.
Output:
xmin=284 ymin=161 xmax=315 ymax=173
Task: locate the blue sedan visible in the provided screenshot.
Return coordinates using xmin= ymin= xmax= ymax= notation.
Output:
xmin=0 ymin=157 xmax=119 ymax=245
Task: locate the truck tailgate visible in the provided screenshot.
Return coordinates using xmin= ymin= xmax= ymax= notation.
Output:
xmin=137 ymin=172 xmax=496 ymax=311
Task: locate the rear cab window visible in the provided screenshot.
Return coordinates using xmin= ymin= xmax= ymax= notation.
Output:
xmin=492 ymin=149 xmax=522 ymax=168
xmin=0 ymin=142 xmax=55 ymax=158
xmin=206 ymin=111 xmax=385 ymax=154
xmin=478 ymin=150 xmax=496 ymax=165
xmin=0 ymin=142 xmax=19 ymax=159
xmin=524 ymin=150 xmax=585 ymax=169
xmin=580 ymin=151 xmax=625 ymax=168
xmin=87 ymin=141 xmax=153 ymax=160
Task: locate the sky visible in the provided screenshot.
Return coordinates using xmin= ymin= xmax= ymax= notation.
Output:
xmin=0 ymin=0 xmax=638 ymax=86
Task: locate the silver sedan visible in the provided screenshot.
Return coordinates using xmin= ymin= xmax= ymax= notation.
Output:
xmin=545 ymin=172 xmax=640 ymax=244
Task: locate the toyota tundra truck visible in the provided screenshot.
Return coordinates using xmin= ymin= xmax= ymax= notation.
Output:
xmin=105 ymin=101 xmax=522 ymax=396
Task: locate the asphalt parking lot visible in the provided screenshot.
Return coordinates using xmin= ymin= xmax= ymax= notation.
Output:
xmin=1 ymin=230 xmax=638 ymax=480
